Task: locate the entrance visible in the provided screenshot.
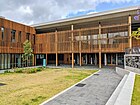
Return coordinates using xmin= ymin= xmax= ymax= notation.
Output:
xmin=107 ymin=54 xmax=116 ymax=65
xmin=36 ymin=54 xmax=46 ymax=66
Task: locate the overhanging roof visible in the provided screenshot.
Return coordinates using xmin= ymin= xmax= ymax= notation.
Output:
xmin=32 ymin=5 xmax=140 ymax=32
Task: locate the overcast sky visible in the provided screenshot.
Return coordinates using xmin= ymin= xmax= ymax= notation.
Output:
xmin=0 ymin=0 xmax=140 ymax=25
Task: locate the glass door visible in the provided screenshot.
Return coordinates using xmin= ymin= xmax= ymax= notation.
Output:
xmin=107 ymin=54 xmax=116 ymax=65
xmin=107 ymin=54 xmax=111 ymax=64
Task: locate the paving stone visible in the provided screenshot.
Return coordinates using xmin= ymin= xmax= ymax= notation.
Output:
xmin=43 ymin=68 xmax=122 ymax=105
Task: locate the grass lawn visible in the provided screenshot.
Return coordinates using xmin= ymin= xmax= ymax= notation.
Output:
xmin=131 ymin=74 xmax=140 ymax=105
xmin=0 ymin=68 xmax=97 ymax=105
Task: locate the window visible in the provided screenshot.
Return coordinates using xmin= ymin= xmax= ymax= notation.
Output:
xmin=40 ymin=55 xmax=44 ymax=59
xmin=18 ymin=31 xmax=22 ymax=42
xmin=37 ymin=55 xmax=39 ymax=59
xmin=26 ymin=33 xmax=30 ymax=40
xmin=1 ymin=27 xmax=4 ymax=41
xmin=11 ymin=30 xmax=16 ymax=42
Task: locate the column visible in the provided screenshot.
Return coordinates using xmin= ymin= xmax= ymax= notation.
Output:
xmin=128 ymin=15 xmax=132 ymax=52
xmin=91 ymin=56 xmax=93 ymax=64
xmin=80 ymin=53 xmax=82 ymax=66
xmin=99 ymin=22 xmax=102 ymax=68
xmin=55 ymin=30 xmax=58 ymax=66
xmin=79 ymin=30 xmax=82 ymax=66
xmin=104 ymin=53 xmax=107 ymax=66
xmin=5 ymin=54 xmax=7 ymax=69
xmin=15 ymin=54 xmax=16 ymax=67
xmin=86 ymin=54 xmax=88 ymax=65
xmin=77 ymin=54 xmax=79 ymax=64
xmin=71 ymin=25 xmax=74 ymax=68
xmin=2 ymin=54 xmax=4 ymax=69
xmin=34 ymin=54 xmax=36 ymax=66
xmin=32 ymin=54 xmax=34 ymax=66
xmin=116 ymin=53 xmax=118 ymax=65
xmin=46 ymin=53 xmax=48 ymax=65
xmin=19 ymin=54 xmax=21 ymax=67
xmin=8 ymin=54 xmax=10 ymax=69
xmin=95 ymin=53 xmax=97 ymax=65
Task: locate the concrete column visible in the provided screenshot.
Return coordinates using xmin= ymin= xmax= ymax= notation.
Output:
xmin=104 ymin=53 xmax=107 ymax=66
xmin=95 ymin=53 xmax=97 ymax=65
xmin=86 ymin=54 xmax=88 ymax=65
xmin=55 ymin=30 xmax=58 ymax=66
xmin=80 ymin=53 xmax=82 ymax=66
xmin=116 ymin=53 xmax=118 ymax=65
xmin=71 ymin=25 xmax=74 ymax=68
xmin=77 ymin=54 xmax=79 ymax=64
xmin=91 ymin=57 xmax=93 ymax=64
xmin=128 ymin=15 xmax=132 ymax=52
xmin=99 ymin=22 xmax=102 ymax=68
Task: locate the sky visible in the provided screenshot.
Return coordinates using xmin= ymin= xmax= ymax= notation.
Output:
xmin=0 ymin=0 xmax=140 ymax=25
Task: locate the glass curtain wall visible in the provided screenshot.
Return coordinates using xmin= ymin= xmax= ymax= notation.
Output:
xmin=0 ymin=54 xmax=33 ymax=70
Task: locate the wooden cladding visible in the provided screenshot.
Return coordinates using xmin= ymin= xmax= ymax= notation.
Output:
xmin=1 ymin=15 xmax=140 ymax=55
xmin=0 ymin=18 xmax=35 ymax=53
xmin=35 ymin=24 xmax=133 ymax=54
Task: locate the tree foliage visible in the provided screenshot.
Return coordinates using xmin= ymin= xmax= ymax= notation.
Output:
xmin=22 ymin=40 xmax=33 ymax=63
xmin=132 ymin=28 xmax=140 ymax=40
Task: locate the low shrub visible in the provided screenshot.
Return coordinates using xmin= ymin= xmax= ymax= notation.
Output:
xmin=36 ymin=68 xmax=42 ymax=72
xmin=26 ymin=68 xmax=37 ymax=74
xmin=14 ymin=69 xmax=23 ymax=73
xmin=4 ymin=70 xmax=12 ymax=73
xmin=13 ymin=67 xmax=45 ymax=74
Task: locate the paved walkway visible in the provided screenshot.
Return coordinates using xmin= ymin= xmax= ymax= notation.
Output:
xmin=47 ymin=64 xmax=121 ymax=70
xmin=43 ymin=69 xmax=122 ymax=105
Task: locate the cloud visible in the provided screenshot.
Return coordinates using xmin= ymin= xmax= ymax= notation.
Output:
xmin=0 ymin=0 xmax=139 ymax=25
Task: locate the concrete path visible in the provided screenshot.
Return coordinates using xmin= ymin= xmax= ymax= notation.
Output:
xmin=43 ymin=69 xmax=122 ymax=105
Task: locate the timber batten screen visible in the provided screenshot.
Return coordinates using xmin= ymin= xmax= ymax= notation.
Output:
xmin=33 ymin=15 xmax=136 ymax=68
xmin=34 ymin=25 xmax=130 ymax=54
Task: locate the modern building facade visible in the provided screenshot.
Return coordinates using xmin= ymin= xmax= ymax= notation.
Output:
xmin=0 ymin=17 xmax=35 ymax=69
xmin=0 ymin=6 xmax=140 ymax=70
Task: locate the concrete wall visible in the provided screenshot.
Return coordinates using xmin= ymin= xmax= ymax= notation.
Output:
xmin=116 ymin=67 xmax=129 ymax=77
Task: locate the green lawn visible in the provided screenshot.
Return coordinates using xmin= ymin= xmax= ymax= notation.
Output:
xmin=0 ymin=68 xmax=97 ymax=105
xmin=131 ymin=74 xmax=140 ymax=105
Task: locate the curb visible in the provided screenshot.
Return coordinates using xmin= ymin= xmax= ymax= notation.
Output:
xmin=114 ymin=72 xmax=135 ymax=105
xmin=105 ymin=74 xmax=128 ymax=105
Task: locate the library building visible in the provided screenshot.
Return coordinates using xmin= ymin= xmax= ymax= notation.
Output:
xmin=0 ymin=6 xmax=140 ymax=70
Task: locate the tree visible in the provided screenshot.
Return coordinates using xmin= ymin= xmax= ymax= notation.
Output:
xmin=22 ymin=40 xmax=33 ymax=67
xmin=132 ymin=28 xmax=140 ymax=40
